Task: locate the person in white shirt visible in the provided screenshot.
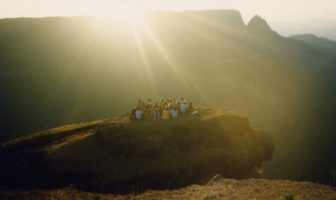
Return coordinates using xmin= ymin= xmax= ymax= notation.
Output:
xmin=135 ymin=108 xmax=143 ymax=120
xmin=180 ymin=99 xmax=188 ymax=114
xmin=146 ymin=98 xmax=153 ymax=107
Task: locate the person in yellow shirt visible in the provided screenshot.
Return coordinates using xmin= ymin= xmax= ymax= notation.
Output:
xmin=162 ymin=107 xmax=171 ymax=120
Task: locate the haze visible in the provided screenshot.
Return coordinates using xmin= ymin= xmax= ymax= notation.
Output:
xmin=1 ymin=1 xmax=336 ymax=192
xmin=0 ymin=0 xmax=335 ymax=23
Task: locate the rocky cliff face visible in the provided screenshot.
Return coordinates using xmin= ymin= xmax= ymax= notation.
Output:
xmin=0 ymin=108 xmax=273 ymax=193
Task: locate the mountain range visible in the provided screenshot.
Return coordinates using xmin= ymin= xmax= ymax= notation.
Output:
xmin=271 ymin=19 xmax=336 ymax=40
xmin=0 ymin=10 xmax=336 ymax=184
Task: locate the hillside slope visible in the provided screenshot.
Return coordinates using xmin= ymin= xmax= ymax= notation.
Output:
xmin=291 ymin=34 xmax=336 ymax=58
xmin=272 ymin=19 xmax=336 ymax=40
xmin=0 ymin=10 xmax=326 ymax=139
xmin=1 ymin=9 xmax=336 ymax=184
xmin=0 ymin=108 xmax=273 ymax=193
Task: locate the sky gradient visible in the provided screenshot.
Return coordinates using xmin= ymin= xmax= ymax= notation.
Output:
xmin=0 ymin=0 xmax=335 ymax=22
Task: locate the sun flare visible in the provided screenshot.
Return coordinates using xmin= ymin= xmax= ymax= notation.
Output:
xmin=109 ymin=8 xmax=145 ymax=23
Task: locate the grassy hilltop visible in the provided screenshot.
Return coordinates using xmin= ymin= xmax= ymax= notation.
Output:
xmin=0 ymin=108 xmax=273 ymax=193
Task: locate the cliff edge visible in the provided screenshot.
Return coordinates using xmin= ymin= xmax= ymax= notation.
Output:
xmin=0 ymin=108 xmax=273 ymax=193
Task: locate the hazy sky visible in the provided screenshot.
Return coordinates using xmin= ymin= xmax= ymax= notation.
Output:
xmin=0 ymin=0 xmax=335 ymax=22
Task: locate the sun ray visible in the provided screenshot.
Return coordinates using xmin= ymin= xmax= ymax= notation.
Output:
xmin=138 ymin=19 xmax=188 ymax=86
xmin=128 ymin=17 xmax=155 ymax=85
xmin=138 ymin=16 xmax=212 ymax=104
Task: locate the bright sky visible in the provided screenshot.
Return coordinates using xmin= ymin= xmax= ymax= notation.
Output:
xmin=0 ymin=0 xmax=335 ymax=22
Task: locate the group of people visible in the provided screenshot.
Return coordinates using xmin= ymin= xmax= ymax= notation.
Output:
xmin=130 ymin=98 xmax=197 ymax=121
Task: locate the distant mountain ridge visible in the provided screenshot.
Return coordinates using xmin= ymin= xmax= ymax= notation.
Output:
xmin=247 ymin=15 xmax=273 ymax=33
xmin=183 ymin=9 xmax=246 ymax=27
xmin=291 ymin=34 xmax=336 ymax=58
xmin=271 ymin=19 xmax=336 ymax=40
xmin=0 ymin=10 xmax=280 ymax=140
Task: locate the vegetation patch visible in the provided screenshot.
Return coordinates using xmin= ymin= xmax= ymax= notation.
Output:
xmin=0 ymin=108 xmax=273 ymax=193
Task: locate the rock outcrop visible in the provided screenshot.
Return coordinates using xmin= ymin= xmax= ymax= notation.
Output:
xmin=0 ymin=108 xmax=273 ymax=193
xmin=247 ymin=15 xmax=273 ymax=33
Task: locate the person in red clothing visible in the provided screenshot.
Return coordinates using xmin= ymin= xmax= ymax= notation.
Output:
xmin=187 ymin=102 xmax=199 ymax=115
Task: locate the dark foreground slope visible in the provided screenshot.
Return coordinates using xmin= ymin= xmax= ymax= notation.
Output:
xmin=0 ymin=108 xmax=273 ymax=193
xmin=1 ymin=179 xmax=335 ymax=200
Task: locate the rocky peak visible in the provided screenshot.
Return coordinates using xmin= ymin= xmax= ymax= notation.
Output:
xmin=247 ymin=15 xmax=273 ymax=33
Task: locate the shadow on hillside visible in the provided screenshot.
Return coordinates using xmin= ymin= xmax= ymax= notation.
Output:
xmin=0 ymin=108 xmax=273 ymax=194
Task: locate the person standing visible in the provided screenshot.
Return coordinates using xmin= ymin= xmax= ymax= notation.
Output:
xmin=162 ymin=106 xmax=171 ymax=120
xmin=180 ymin=99 xmax=188 ymax=115
xmin=135 ymin=107 xmax=143 ymax=120
xmin=170 ymin=106 xmax=178 ymax=119
xmin=153 ymin=103 xmax=162 ymax=120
